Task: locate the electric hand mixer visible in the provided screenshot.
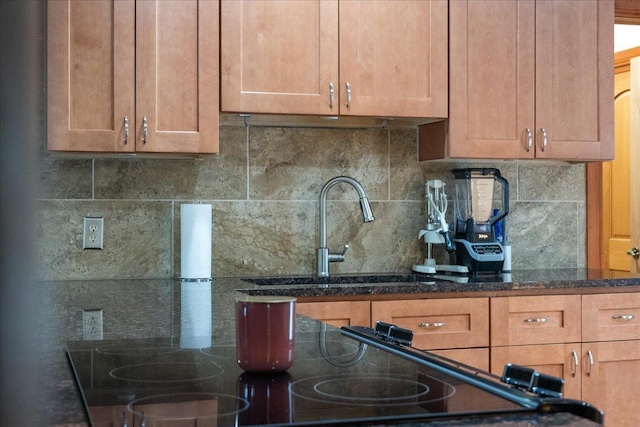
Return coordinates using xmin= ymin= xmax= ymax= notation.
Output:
xmin=412 ymin=180 xmax=463 ymax=274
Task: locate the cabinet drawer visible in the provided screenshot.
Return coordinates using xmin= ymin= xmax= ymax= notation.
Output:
xmin=297 ymin=301 xmax=370 ymax=328
xmin=582 ymin=293 xmax=640 ymax=342
xmin=490 ymin=295 xmax=581 ymax=346
xmin=371 ymin=298 xmax=489 ymax=350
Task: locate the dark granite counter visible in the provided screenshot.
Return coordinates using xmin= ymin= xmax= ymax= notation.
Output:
xmin=30 ymin=269 xmax=639 ymax=425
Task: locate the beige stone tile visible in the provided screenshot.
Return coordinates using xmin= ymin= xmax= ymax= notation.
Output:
xmin=36 ymin=157 xmax=92 ymax=199
xmin=518 ymin=163 xmax=585 ymax=201
xmin=94 ymin=125 xmax=247 ymax=200
xmin=389 ymin=128 xmax=423 ymax=200
xmin=36 ymin=200 xmax=172 ymax=280
xmin=248 ymin=127 xmax=388 ymax=200
xmin=507 ymin=201 xmax=579 ymax=269
xmin=187 ymin=200 xmax=318 ymax=277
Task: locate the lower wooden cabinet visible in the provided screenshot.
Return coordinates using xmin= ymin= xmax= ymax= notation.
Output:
xmin=298 ymin=292 xmax=639 ymax=426
xmin=297 ymin=301 xmax=370 ymax=328
xmin=371 ymin=298 xmax=489 ymax=351
xmin=491 ymin=293 xmax=640 ymax=427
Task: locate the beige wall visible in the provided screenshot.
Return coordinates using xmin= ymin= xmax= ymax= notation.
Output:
xmin=36 ymin=125 xmax=586 ymax=281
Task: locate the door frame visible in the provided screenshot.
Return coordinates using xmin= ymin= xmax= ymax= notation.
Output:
xmin=587 ymin=4 xmax=640 ymax=269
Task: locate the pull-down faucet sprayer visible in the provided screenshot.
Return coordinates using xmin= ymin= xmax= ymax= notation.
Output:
xmin=317 ymin=176 xmax=374 ymax=278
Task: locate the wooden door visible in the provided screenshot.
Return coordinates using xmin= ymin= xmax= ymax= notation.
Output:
xmin=601 ymin=48 xmax=640 ymax=274
xmin=534 ymin=0 xmax=614 ymax=160
xmin=47 ymin=0 xmax=135 ymax=152
xmin=136 ymin=0 xmax=218 ymax=154
xmin=581 ymin=341 xmax=640 ymax=427
xmin=631 ymin=56 xmax=640 ymax=274
xmin=490 ymin=344 xmax=582 ymax=400
xmin=220 ymin=0 xmax=339 ymax=115
xmin=338 ymin=0 xmax=448 ymax=118
xmin=447 ymin=0 xmax=535 ymax=159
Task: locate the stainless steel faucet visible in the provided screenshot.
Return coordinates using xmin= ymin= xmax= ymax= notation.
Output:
xmin=317 ymin=176 xmax=374 ymax=277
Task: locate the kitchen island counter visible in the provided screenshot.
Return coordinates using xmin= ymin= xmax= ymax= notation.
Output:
xmin=33 ymin=270 xmax=638 ymax=425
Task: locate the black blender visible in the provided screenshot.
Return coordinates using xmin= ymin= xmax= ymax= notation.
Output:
xmin=452 ymin=168 xmax=509 ymax=274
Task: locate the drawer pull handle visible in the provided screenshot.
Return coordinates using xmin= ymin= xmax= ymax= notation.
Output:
xmin=612 ymin=314 xmax=635 ymax=320
xmin=571 ymin=350 xmax=579 ymax=377
xmin=523 ymin=317 xmax=548 ymax=323
xmin=418 ymin=322 xmax=445 ymax=328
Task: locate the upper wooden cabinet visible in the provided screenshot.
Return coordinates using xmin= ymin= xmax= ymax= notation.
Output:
xmin=420 ymin=0 xmax=614 ymax=161
xmin=221 ymin=0 xmax=448 ymax=119
xmin=47 ymin=0 xmax=219 ymax=154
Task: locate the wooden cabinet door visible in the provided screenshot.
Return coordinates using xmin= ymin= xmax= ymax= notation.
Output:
xmin=297 ymin=301 xmax=370 ymax=328
xmin=136 ymin=0 xmax=218 ymax=154
xmin=430 ymin=348 xmax=489 ymax=372
xmin=582 ymin=293 xmax=640 ymax=342
xmin=534 ymin=0 xmax=613 ymax=160
xmin=221 ymin=0 xmax=339 ymax=115
xmin=339 ymin=0 xmax=448 ymax=118
xmin=47 ymin=0 xmax=135 ymax=152
xmin=447 ymin=0 xmax=535 ymax=159
xmin=490 ymin=295 xmax=581 ymax=347
xmin=581 ymin=341 xmax=640 ymax=427
xmin=490 ymin=343 xmax=582 ymax=400
xmin=371 ymin=298 xmax=489 ymax=350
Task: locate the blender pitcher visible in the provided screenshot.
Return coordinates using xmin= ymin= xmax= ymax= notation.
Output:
xmin=452 ymin=168 xmax=509 ymax=273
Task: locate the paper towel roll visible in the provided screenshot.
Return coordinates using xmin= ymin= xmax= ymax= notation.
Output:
xmin=180 ymin=203 xmax=212 ymax=279
xmin=180 ymin=280 xmax=212 ymax=349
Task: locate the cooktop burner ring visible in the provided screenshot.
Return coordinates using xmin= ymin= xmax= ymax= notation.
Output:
xmin=290 ymin=373 xmax=456 ymax=407
xmin=96 ymin=343 xmax=181 ymax=356
xmin=313 ymin=376 xmax=430 ymax=402
xmin=126 ymin=392 xmax=249 ymax=419
xmin=109 ymin=361 xmax=224 ymax=383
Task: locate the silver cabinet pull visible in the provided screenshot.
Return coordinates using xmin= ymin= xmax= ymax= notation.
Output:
xmin=540 ymin=128 xmax=548 ymax=151
xmin=142 ymin=116 xmax=148 ymax=144
xmin=523 ymin=317 xmax=548 ymax=323
xmin=329 ymin=81 xmax=334 ymax=109
xmin=571 ymin=350 xmax=579 ymax=377
xmin=612 ymin=314 xmax=635 ymax=320
xmin=345 ymin=81 xmax=351 ymax=109
xmin=123 ymin=116 xmax=129 ymax=145
xmin=418 ymin=322 xmax=445 ymax=328
xmin=525 ymin=128 xmax=532 ymax=152
xmin=586 ymin=350 xmax=594 ymax=375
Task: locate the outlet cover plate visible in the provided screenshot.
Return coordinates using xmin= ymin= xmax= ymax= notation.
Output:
xmin=82 ymin=309 xmax=103 ymax=340
xmin=83 ymin=217 xmax=103 ymax=250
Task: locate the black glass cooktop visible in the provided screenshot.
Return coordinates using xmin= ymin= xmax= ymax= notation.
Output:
xmin=67 ymin=326 xmax=597 ymax=426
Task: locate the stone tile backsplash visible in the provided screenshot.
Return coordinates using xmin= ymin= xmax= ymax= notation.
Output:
xmin=36 ymin=125 xmax=587 ymax=280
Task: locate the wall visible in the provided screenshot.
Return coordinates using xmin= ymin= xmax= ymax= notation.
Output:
xmin=36 ymin=125 xmax=587 ymax=280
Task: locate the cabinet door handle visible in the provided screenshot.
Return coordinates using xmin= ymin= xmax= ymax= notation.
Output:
xmin=329 ymin=81 xmax=334 ymax=109
xmin=627 ymin=247 xmax=640 ymax=258
xmin=345 ymin=81 xmax=351 ymax=109
xmin=540 ymin=128 xmax=548 ymax=152
xmin=523 ymin=317 xmax=548 ymax=323
xmin=418 ymin=322 xmax=445 ymax=328
xmin=612 ymin=314 xmax=635 ymax=320
xmin=586 ymin=350 xmax=594 ymax=375
xmin=571 ymin=350 xmax=579 ymax=377
xmin=525 ymin=128 xmax=532 ymax=152
xmin=142 ymin=116 xmax=148 ymax=144
xmin=123 ymin=116 xmax=129 ymax=145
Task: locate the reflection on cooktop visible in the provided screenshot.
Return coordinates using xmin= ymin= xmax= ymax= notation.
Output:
xmin=96 ymin=343 xmax=181 ymax=356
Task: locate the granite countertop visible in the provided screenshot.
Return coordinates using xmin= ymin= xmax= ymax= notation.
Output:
xmin=31 ymin=269 xmax=640 ymax=426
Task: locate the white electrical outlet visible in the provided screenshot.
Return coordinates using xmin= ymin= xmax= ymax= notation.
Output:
xmin=83 ymin=217 xmax=104 ymax=249
xmin=83 ymin=309 xmax=103 ymax=340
